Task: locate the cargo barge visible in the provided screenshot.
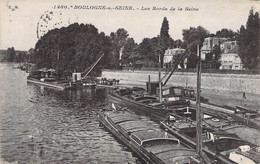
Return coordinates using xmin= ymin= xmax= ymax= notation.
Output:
xmin=108 ymin=85 xmax=260 ymax=131
xmin=98 ymin=108 xmax=204 ymax=164
xmin=108 ymin=86 xmax=195 ymax=120
xmin=160 ymin=112 xmax=260 ymax=164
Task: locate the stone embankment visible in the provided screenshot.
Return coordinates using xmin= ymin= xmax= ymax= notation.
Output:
xmin=102 ymin=69 xmax=260 ymax=95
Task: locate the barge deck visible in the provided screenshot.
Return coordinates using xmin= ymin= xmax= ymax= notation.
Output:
xmin=98 ymin=109 xmax=202 ymax=164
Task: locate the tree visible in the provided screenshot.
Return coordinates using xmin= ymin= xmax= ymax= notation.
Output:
xmin=173 ymin=39 xmax=186 ymax=49
xmin=183 ymin=26 xmax=209 ymax=53
xmin=160 ymin=17 xmax=170 ymax=44
xmin=121 ymin=17 xmax=172 ymax=68
xmin=136 ymin=37 xmax=164 ymax=68
xmin=203 ymin=44 xmax=221 ymax=69
xmin=28 ymin=48 xmax=35 ymax=63
xmin=216 ymin=29 xmax=236 ymax=39
xmin=6 ymin=47 xmax=15 ymax=62
xmin=158 ymin=17 xmax=170 ymax=65
xmin=14 ymin=51 xmax=27 ymax=62
xmin=34 ymin=23 xmax=112 ymax=75
xmin=109 ymin=28 xmax=129 ymax=68
xmin=139 ymin=38 xmax=154 ymax=67
xmin=237 ymin=8 xmax=260 ymax=69
xmin=121 ymin=38 xmax=136 ymax=65
xmin=129 ymin=45 xmax=142 ymax=69
xmin=182 ymin=26 xmax=209 ymax=68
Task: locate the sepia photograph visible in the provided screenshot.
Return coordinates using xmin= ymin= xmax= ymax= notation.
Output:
xmin=0 ymin=0 xmax=260 ymax=163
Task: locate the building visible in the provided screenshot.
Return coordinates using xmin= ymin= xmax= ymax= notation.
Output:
xmin=201 ymin=37 xmax=228 ymax=59
xmin=221 ymin=41 xmax=238 ymax=53
xmin=219 ymin=42 xmax=243 ymax=70
xmin=163 ymin=48 xmax=187 ymax=68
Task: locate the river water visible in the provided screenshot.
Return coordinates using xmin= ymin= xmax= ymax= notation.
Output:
xmin=0 ymin=63 xmax=137 ymax=164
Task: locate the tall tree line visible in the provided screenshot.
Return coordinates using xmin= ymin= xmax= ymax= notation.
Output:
xmin=3 ymin=47 xmax=28 ymax=62
xmin=32 ymin=9 xmax=259 ymax=72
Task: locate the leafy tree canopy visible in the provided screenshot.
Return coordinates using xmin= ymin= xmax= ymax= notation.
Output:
xmin=182 ymin=26 xmax=209 ymax=68
xmin=33 ymin=23 xmax=118 ymax=75
xmin=216 ymin=29 xmax=236 ymax=39
xmin=237 ymin=8 xmax=260 ymax=69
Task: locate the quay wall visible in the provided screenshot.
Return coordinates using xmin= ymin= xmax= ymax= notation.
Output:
xmin=101 ymin=70 xmax=260 ymax=95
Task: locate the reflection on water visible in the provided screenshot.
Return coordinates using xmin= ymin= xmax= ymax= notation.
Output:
xmin=0 ymin=63 xmax=137 ymax=164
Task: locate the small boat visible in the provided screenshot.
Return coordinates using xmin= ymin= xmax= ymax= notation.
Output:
xmin=98 ymin=108 xmax=204 ymax=163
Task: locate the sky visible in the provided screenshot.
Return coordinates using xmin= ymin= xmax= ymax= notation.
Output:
xmin=0 ymin=0 xmax=259 ymax=51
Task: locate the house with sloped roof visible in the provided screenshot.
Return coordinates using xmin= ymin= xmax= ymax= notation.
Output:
xmin=219 ymin=41 xmax=244 ymax=70
xmin=201 ymin=37 xmax=228 ymax=60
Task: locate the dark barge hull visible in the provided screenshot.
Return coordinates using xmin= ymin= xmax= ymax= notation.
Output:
xmin=98 ymin=110 xmax=201 ymax=164
xmin=98 ymin=112 xmax=163 ymax=164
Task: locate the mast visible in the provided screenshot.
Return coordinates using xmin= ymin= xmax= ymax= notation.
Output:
xmin=196 ymin=45 xmax=203 ymax=161
xmin=159 ymin=54 xmax=162 ymax=103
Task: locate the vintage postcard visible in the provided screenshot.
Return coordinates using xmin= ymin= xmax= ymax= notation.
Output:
xmin=0 ymin=0 xmax=259 ymax=163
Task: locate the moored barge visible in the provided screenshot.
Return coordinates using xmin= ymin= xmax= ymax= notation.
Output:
xmin=98 ymin=108 xmax=204 ymax=164
xmin=108 ymin=86 xmax=193 ymax=120
xmin=160 ymin=112 xmax=260 ymax=164
xmin=108 ymin=85 xmax=260 ymax=131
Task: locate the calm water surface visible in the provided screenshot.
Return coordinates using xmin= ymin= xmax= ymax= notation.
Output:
xmin=0 ymin=63 xmax=137 ymax=164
